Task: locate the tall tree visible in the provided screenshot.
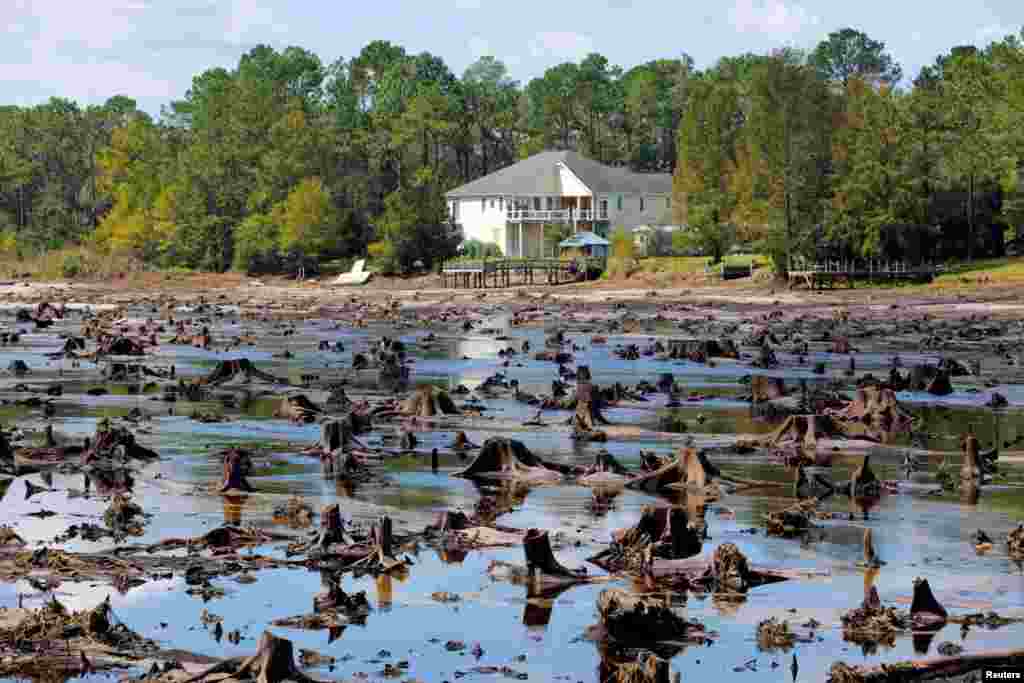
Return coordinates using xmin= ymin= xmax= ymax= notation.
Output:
xmin=811 ymin=28 xmax=903 ymax=86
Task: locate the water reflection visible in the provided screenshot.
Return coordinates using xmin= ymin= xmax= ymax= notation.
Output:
xmin=223 ymin=494 xmax=247 ymax=526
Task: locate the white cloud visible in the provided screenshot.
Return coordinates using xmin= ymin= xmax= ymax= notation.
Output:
xmin=727 ymin=0 xmax=818 ymax=36
xmin=454 ymin=0 xmax=483 ymax=8
xmin=527 ymin=31 xmax=594 ymax=61
xmin=468 ymin=35 xmax=491 ymax=59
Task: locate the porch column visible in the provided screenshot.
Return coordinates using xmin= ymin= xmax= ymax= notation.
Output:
xmin=519 ymin=223 xmax=524 ymax=258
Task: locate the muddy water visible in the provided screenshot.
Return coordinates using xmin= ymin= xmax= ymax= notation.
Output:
xmin=1 ymin=300 xmax=1023 ymax=682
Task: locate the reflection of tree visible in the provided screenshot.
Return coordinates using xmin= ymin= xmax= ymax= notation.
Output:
xmin=597 ymin=642 xmax=679 ymax=682
xmin=223 ymin=494 xmax=247 ymax=525
xmin=523 ymin=580 xmax=577 ymax=630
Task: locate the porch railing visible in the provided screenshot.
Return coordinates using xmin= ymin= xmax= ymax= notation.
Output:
xmin=506 ymin=208 xmax=608 ymax=221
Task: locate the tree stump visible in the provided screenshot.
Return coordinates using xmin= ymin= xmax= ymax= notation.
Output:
xmin=318 ymin=421 xmax=346 ymax=453
xmin=863 ymin=528 xmax=882 ymax=567
xmin=707 ymin=542 xmax=753 ymax=592
xmin=523 ymin=528 xmax=579 ymax=578
xmin=910 ymin=577 xmax=947 ymax=628
xmin=850 ymin=455 xmax=880 ymax=497
xmin=401 ymin=385 xmax=458 ymax=416
xmin=597 ymin=588 xmax=706 ymax=645
xmin=572 ymin=382 xmax=609 ymax=433
xmin=244 ymin=630 xmax=312 ymax=683
xmin=960 ymin=434 xmax=981 ymax=485
xmin=371 ymin=515 xmax=393 ymax=559
xmin=220 ymin=449 xmax=254 ymax=492
xmin=315 ymin=504 xmax=346 ymax=550
xmin=576 ymin=365 xmax=592 ymax=383
xmin=751 ymin=376 xmax=786 ymax=403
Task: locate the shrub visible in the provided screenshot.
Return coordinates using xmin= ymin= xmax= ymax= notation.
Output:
xmin=62 ymin=254 xmax=83 ymax=278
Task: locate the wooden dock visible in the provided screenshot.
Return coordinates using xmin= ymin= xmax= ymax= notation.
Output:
xmin=441 ymin=257 xmax=605 ymax=289
xmin=788 ymin=262 xmax=941 ymax=290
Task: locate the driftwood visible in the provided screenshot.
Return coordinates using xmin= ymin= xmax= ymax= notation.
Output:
xmin=571 ymin=382 xmax=610 ymax=440
xmin=401 ymin=385 xmax=459 ymax=416
xmin=828 ymin=648 xmax=1024 ymax=683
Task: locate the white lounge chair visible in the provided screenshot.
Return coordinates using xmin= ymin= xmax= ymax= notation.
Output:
xmin=333 ymin=259 xmax=372 ymax=286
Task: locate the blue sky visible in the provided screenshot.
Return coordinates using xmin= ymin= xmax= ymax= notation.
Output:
xmin=3 ymin=0 xmax=1021 ymax=115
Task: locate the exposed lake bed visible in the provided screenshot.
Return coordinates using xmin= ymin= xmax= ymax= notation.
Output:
xmin=0 ymin=279 xmax=1022 ymax=683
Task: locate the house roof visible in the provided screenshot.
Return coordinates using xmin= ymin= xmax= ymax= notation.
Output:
xmin=445 ymin=150 xmax=673 ymax=198
xmin=559 ymin=231 xmax=610 ymax=248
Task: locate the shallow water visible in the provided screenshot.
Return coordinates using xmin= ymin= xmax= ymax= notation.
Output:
xmin=1 ymin=300 xmax=1023 ymax=682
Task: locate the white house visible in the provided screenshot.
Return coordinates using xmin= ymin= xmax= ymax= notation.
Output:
xmin=445 ymin=150 xmax=674 ymax=258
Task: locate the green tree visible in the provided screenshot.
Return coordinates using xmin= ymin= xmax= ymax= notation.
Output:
xmin=939 ymin=47 xmax=1011 ymax=260
xmin=811 ymin=28 xmax=903 ymax=86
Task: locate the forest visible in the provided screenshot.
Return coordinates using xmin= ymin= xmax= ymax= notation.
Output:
xmin=0 ymin=28 xmax=1022 ymax=276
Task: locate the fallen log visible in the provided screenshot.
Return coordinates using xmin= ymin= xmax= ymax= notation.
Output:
xmin=827 ymin=648 xmax=1024 ymax=683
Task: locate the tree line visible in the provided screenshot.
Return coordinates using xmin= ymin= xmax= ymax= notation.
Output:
xmin=0 ymin=29 xmax=1021 ymax=275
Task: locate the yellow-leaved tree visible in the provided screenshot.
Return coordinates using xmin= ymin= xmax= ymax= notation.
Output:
xmin=275 ymin=177 xmax=337 ymax=264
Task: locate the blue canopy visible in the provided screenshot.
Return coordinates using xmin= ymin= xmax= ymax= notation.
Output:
xmin=559 ymin=231 xmax=610 ymax=248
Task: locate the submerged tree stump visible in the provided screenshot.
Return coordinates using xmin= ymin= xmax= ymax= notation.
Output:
xmin=318 ymin=421 xmax=346 ymax=453
xmin=571 ymin=382 xmax=610 ymax=437
xmin=276 ymin=395 xmax=322 ymax=424
xmin=960 ymin=434 xmax=982 ymax=485
xmin=315 ymin=504 xmax=347 ymax=550
xmin=523 ymin=528 xmax=580 ymax=579
xmin=597 ymin=588 xmax=707 ymax=645
xmin=401 ymin=385 xmax=458 ymax=416
xmin=909 ymin=577 xmax=947 ymax=628
xmin=829 ymin=385 xmax=915 ymax=432
xmin=751 ymin=376 xmax=786 ymax=403
xmin=220 ymin=449 xmax=254 ymax=493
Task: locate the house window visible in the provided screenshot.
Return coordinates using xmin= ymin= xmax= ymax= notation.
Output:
xmin=640 ymin=197 xmax=645 ymax=212
xmin=490 ymin=198 xmax=495 ymax=209
xmin=499 ymin=197 xmax=503 ymax=211
xmin=546 ymin=197 xmax=553 ymax=211
xmin=481 ymin=198 xmax=486 ymax=212
xmin=533 ymin=197 xmax=541 ymax=211
xmin=450 ymin=201 xmax=459 ymax=220
xmin=667 ymin=197 xmax=671 ymax=208
xmin=599 ymin=199 xmax=608 ymax=219
xmin=617 ymin=196 xmax=623 ymax=211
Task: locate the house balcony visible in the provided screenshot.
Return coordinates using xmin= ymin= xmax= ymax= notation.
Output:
xmin=506 ymin=209 xmax=608 ymax=222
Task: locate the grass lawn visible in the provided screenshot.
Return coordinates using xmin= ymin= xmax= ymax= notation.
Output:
xmin=636 ymin=254 xmax=770 ymax=274
xmin=930 ymin=257 xmax=1024 ymax=288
